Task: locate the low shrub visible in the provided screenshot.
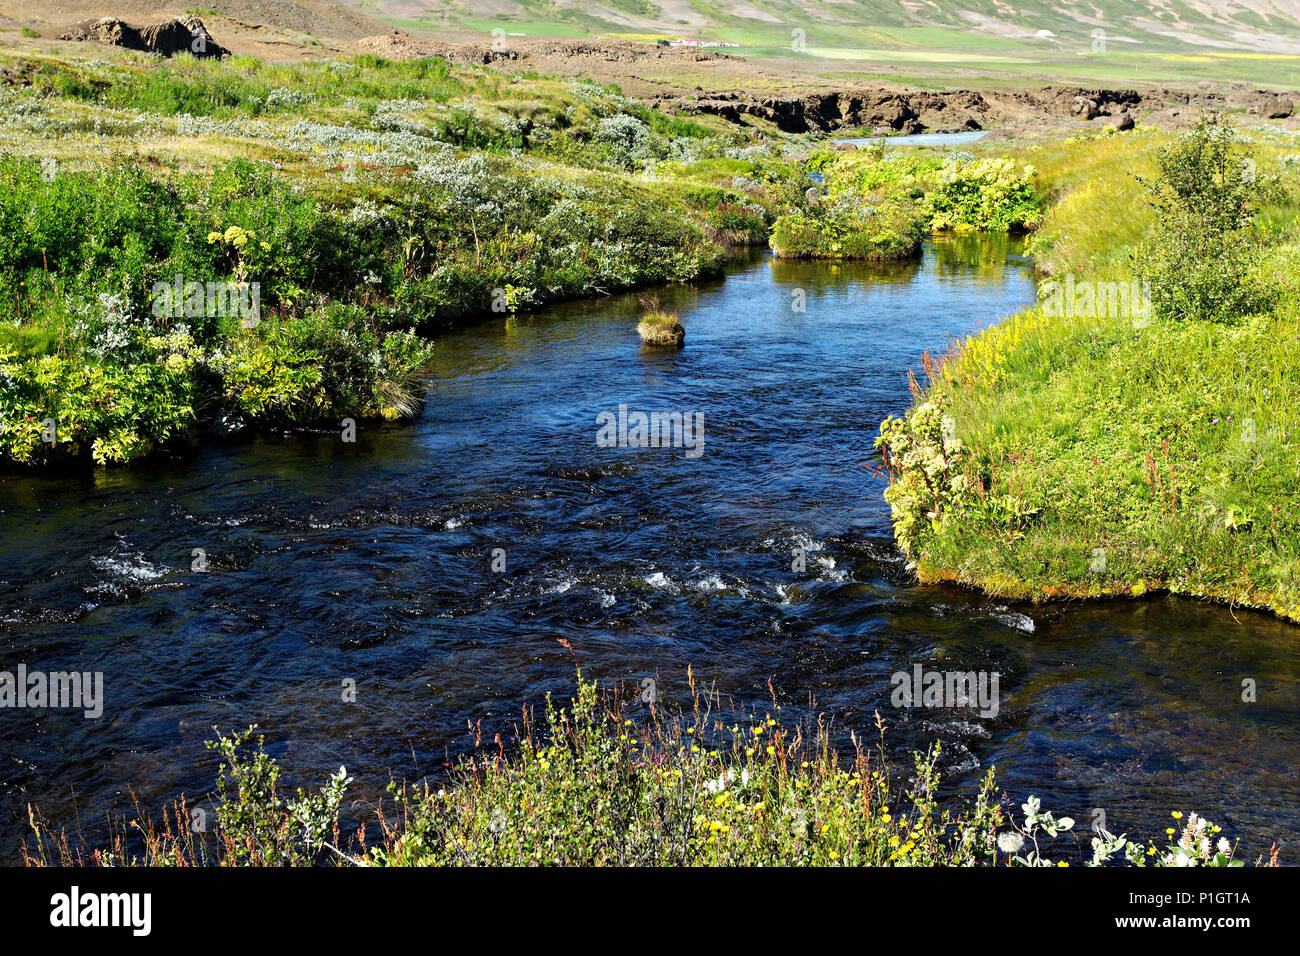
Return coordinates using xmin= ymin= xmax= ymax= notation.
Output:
xmin=771 ymin=196 xmax=927 ymax=260
xmin=924 ymin=156 xmax=1041 ymax=232
xmin=23 ymin=678 xmax=1266 ymax=867
xmin=1134 ymin=117 xmax=1279 ymax=323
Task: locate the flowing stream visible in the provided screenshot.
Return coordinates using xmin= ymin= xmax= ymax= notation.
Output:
xmin=1 ymin=235 xmax=1296 ymax=861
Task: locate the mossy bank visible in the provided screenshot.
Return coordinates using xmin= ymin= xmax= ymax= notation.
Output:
xmin=876 ymin=121 xmax=1300 ymax=622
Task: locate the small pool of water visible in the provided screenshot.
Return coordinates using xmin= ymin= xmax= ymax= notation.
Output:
xmin=838 ymin=130 xmax=991 ymax=148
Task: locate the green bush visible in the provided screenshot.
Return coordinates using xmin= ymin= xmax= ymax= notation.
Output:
xmin=1134 ymin=117 xmax=1279 ymax=323
xmin=0 ymin=157 xmax=201 ymax=324
xmin=771 ymin=197 xmax=926 ymax=260
xmin=924 ymin=156 xmax=1041 ymax=232
xmin=772 ymin=151 xmax=1039 ymax=259
xmin=212 ymin=306 xmax=433 ymax=427
xmin=0 ymin=327 xmax=201 ymax=465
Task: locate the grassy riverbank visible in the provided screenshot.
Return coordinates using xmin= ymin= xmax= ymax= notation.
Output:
xmin=770 ymin=145 xmax=1040 ymax=259
xmin=0 ymin=48 xmax=1058 ymax=468
xmin=876 ymin=122 xmax=1300 ymax=621
xmin=25 ymin=677 xmax=1264 ymax=868
xmin=0 ymin=50 xmax=805 ymax=465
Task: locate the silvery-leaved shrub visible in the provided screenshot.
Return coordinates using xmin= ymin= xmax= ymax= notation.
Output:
xmin=595 ymin=114 xmax=662 ymax=169
xmin=72 ymin=293 xmax=146 ymax=362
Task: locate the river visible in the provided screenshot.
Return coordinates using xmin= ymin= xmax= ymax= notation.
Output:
xmin=1 ymin=235 xmax=1295 ymax=862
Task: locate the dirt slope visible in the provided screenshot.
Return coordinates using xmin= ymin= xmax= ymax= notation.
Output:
xmin=0 ymin=0 xmax=388 ymax=57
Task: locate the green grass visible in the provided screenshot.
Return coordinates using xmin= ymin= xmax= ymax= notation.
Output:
xmin=733 ymin=47 xmax=1300 ymax=88
xmin=876 ymin=124 xmax=1300 ymax=622
xmin=0 ymin=49 xmax=800 ymax=467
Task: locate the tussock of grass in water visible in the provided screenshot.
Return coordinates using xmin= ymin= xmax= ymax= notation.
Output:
xmin=636 ymin=294 xmax=685 ymax=347
xmin=877 ymin=122 xmax=1300 ymax=622
xmin=23 ymin=676 xmax=1274 ymax=867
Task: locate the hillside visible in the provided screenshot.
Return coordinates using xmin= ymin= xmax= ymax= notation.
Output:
xmin=0 ymin=1 xmax=385 ymax=37
xmin=339 ymin=0 xmax=1300 ymax=86
xmin=343 ymin=0 xmax=1300 ymax=53
xmin=1 ymin=0 xmax=1297 ymax=85
xmin=0 ymin=0 xmax=389 ymax=58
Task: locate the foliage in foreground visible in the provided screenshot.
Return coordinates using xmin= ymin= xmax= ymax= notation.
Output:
xmin=24 ymin=678 xmax=1270 ymax=867
xmin=875 ymin=121 xmax=1300 ymax=620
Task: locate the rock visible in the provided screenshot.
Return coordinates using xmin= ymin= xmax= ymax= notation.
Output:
xmin=1072 ymin=95 xmax=1101 ymax=120
xmin=142 ymin=15 xmax=226 ymax=58
xmin=210 ymin=409 xmax=246 ymax=437
xmin=59 ymin=15 xmax=227 ymax=59
xmin=1115 ymin=111 xmax=1135 ymax=131
xmin=683 ymin=99 xmax=741 ymax=123
xmin=833 ymin=142 xmax=858 ymax=151
xmin=1258 ymin=95 xmax=1294 ymax=119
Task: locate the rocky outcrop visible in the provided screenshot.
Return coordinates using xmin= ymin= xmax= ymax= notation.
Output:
xmin=673 ymin=90 xmax=961 ymax=134
xmin=662 ymin=83 xmax=1300 ymax=135
xmin=1256 ymin=94 xmax=1294 ymax=118
xmin=346 ymin=35 xmax=1298 ymax=137
xmin=1026 ymin=87 xmax=1142 ymax=120
xmin=59 ymin=16 xmax=228 ymax=59
xmin=141 ymin=16 xmax=226 ymax=58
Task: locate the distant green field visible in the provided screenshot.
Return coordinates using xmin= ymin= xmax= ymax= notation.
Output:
xmin=807 ymin=48 xmax=1034 ymax=65
xmin=874 ymin=27 xmax=1038 ymax=50
xmin=462 ymin=20 xmax=591 ymax=38
xmin=374 ymin=1 xmax=1300 ymax=89
xmin=736 ymin=46 xmax=1299 ymax=89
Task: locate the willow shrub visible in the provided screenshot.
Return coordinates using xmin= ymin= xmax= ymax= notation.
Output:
xmin=1134 ymin=116 xmax=1279 ymax=324
xmin=770 ymin=197 xmax=927 ymax=260
xmin=924 ymin=156 xmax=1041 ymax=232
xmin=0 ymin=327 xmax=203 ymax=465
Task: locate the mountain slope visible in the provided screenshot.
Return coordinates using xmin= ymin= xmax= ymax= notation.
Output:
xmin=343 ymin=0 xmax=1300 ymax=55
xmin=0 ymin=0 xmax=388 ymax=41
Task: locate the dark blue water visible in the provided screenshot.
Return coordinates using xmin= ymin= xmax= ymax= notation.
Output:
xmin=1 ymin=235 xmax=1296 ymax=862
